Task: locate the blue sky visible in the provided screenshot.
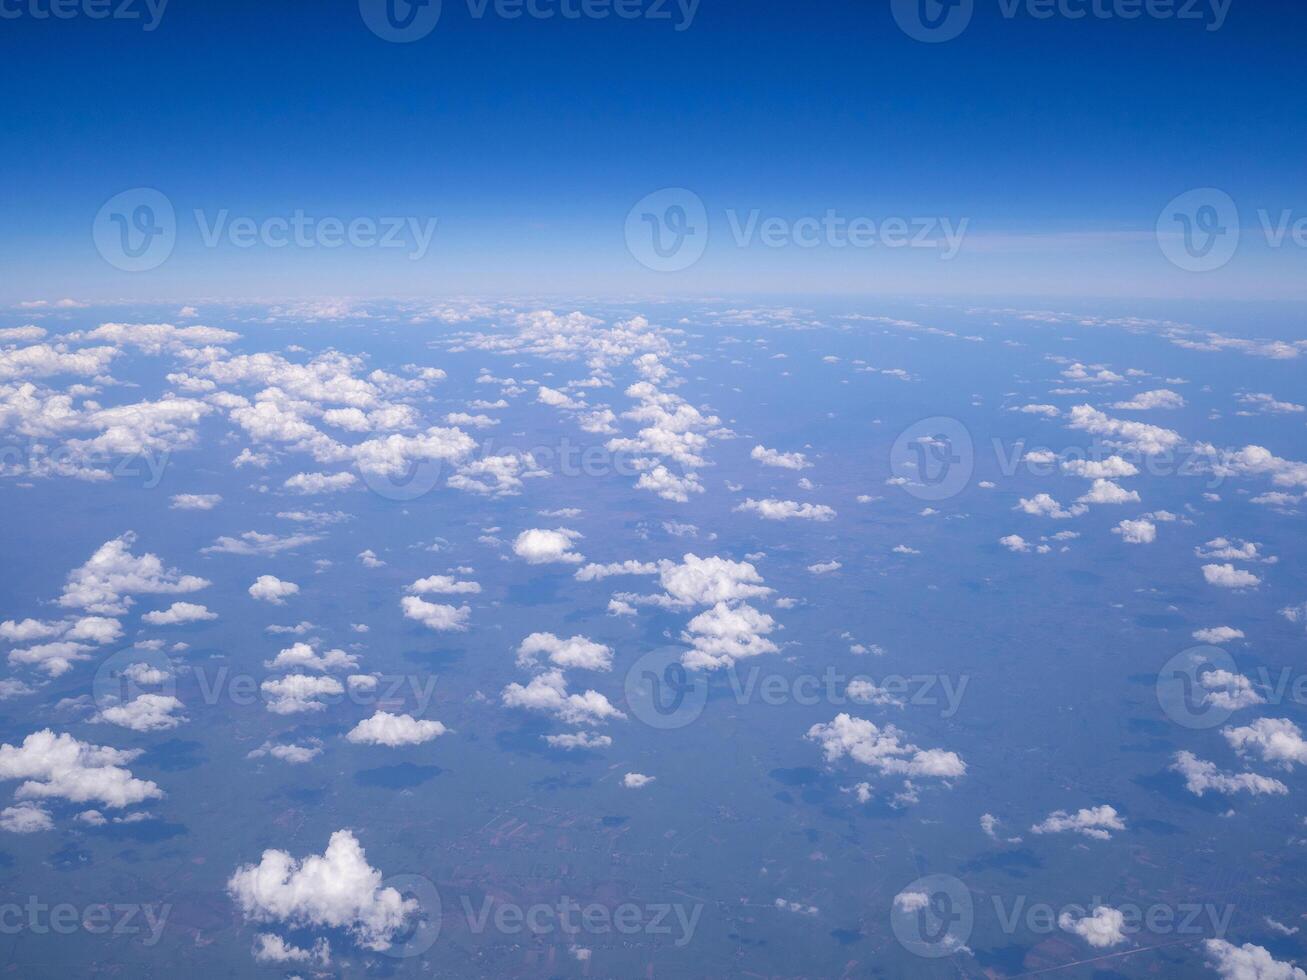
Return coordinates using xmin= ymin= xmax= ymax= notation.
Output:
xmin=3 ymin=1 xmax=1306 ymax=299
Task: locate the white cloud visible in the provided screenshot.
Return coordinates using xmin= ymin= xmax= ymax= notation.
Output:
xmin=513 ymin=528 xmax=584 ymax=564
xmin=227 ymin=830 xmax=419 ymax=952
xmin=681 ymin=602 xmax=779 ymax=670
xmin=252 ymin=933 xmax=331 ymax=966
xmin=249 ymin=575 xmax=300 ymax=605
xmin=247 ymin=740 xmax=323 ymax=764
xmin=806 ymin=713 xmax=965 ymax=780
xmin=1066 ymin=405 xmax=1182 ymax=455
xmin=284 ymin=471 xmax=357 ymax=494
xmin=1077 ymin=479 xmax=1140 ymax=505
xmin=1203 ymin=564 xmax=1261 ymax=589
xmin=141 ymin=601 xmax=216 ymax=625
xmin=1113 ymin=519 xmax=1156 ymax=544
xmin=400 ymin=596 xmax=471 ymax=632
xmin=1204 ymin=939 xmax=1307 ymax=980
xmin=1030 ymin=805 xmax=1125 ymax=840
xmin=751 ymin=445 xmax=810 ymax=470
xmin=202 ymin=531 xmax=322 ymax=556
xmin=1016 ymin=494 xmax=1086 ymax=519
xmin=735 ymin=498 xmax=835 ymax=521
xmin=1170 ymin=751 xmax=1287 ymax=796
xmin=807 ymin=560 xmax=841 ymax=574
xmin=622 ymin=772 xmax=655 ymax=788
xmin=93 ymin=694 xmax=187 ymax=732
xmin=1000 ymin=534 xmax=1032 ymax=553
xmin=407 ymin=574 xmax=480 ymax=595
xmin=1110 ymin=389 xmax=1185 ymax=410
xmin=1193 ymin=626 xmax=1244 ymax=644
xmin=516 ymin=633 xmax=613 ymax=672
xmin=1061 ymin=456 xmax=1140 ymax=479
xmin=345 ymin=711 xmax=447 ymax=747
xmin=60 ymin=533 xmax=209 ymax=615
xmin=1058 ymin=906 xmax=1128 ymax=948
xmin=0 ymin=729 xmax=162 ymax=808
xmin=170 ymin=493 xmax=222 ymax=510
xmin=1223 ymin=718 xmax=1307 ymax=770
xmin=501 ymin=670 xmax=625 ymax=726
xmin=260 ymin=674 xmax=344 ymax=714
xmin=543 ymin=731 xmax=612 ymax=750
xmin=264 ymin=642 xmax=358 ymax=673
xmin=0 ymin=801 xmax=54 ymax=833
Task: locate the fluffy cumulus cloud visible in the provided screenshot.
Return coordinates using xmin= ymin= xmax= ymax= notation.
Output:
xmin=1066 ymin=405 xmax=1182 ymax=455
xmin=1059 ymin=906 xmax=1128 ymax=948
xmin=735 ymin=498 xmax=836 ymax=521
xmin=1193 ymin=626 xmax=1245 ymax=644
xmin=1204 ymin=939 xmax=1307 ymax=980
xmin=622 ymin=772 xmax=655 ymax=788
xmin=345 ymin=711 xmax=447 ymax=747
xmin=249 ymin=575 xmax=300 ymax=604
xmin=227 ymin=830 xmax=419 ymax=952
xmin=283 ymin=471 xmax=357 ymax=494
xmin=252 ymin=933 xmax=331 ymax=966
xmin=501 ymin=670 xmax=625 ymax=726
xmin=1223 ymin=718 xmax=1307 ymax=770
xmin=264 ymin=642 xmax=358 ymax=673
xmin=1203 ymin=564 xmax=1262 ymax=589
xmin=406 ymin=574 xmax=480 ymax=595
xmin=0 ymin=801 xmax=54 ymax=833
xmin=170 ymin=493 xmax=221 ymax=510
xmin=2 ymin=614 xmax=124 ymax=676
xmin=516 ymin=633 xmax=613 ymax=672
xmin=681 ymin=602 xmax=779 ymax=670
xmin=512 ymin=527 xmax=584 ymax=564
xmin=1110 ymin=389 xmax=1185 ymax=410
xmin=0 ymin=730 xmax=162 ymax=809
xmin=806 ymin=714 xmax=965 ymax=780
xmin=141 ymin=601 xmax=217 ymax=625
xmin=1030 ymin=804 xmax=1125 ymax=840
xmin=1170 ymin=751 xmax=1287 ymax=797
xmin=751 ymin=445 xmax=810 ymax=470
xmin=59 ymin=533 xmax=209 ymax=615
xmin=93 ymin=694 xmax=187 ymax=733
xmin=1113 ymin=519 xmax=1156 ymax=544
xmin=260 ymin=674 xmax=344 ymax=714
xmin=400 ymin=595 xmax=471 ymax=632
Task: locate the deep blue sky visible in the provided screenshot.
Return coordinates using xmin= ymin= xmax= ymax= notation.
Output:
xmin=3 ymin=0 xmax=1305 ymax=300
